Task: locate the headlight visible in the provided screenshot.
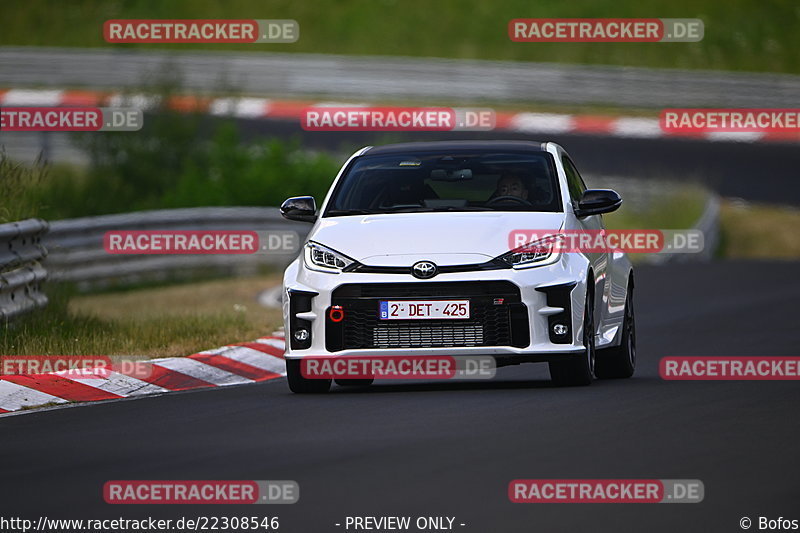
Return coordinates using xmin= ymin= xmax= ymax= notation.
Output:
xmin=497 ymin=234 xmax=564 ymax=268
xmin=303 ymin=242 xmax=355 ymax=272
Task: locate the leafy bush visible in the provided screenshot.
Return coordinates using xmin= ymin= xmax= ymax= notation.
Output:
xmin=160 ymin=122 xmax=339 ymax=208
xmin=1 ymin=107 xmax=341 ymax=220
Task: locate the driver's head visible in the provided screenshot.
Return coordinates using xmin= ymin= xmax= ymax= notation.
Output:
xmin=496 ymin=173 xmax=529 ymax=200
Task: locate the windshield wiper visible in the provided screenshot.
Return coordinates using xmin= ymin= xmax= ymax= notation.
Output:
xmin=433 ymin=206 xmax=494 ymax=211
xmin=329 ymin=206 xmax=496 ymax=215
xmin=325 ymin=209 xmax=381 ymax=216
xmin=387 ymin=206 xmax=495 ymax=212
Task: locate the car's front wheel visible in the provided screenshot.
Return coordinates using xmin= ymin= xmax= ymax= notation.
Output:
xmin=549 ymin=284 xmax=595 ymax=387
xmin=286 ymin=358 xmax=332 ymax=394
xmin=595 ymin=281 xmax=636 ymax=379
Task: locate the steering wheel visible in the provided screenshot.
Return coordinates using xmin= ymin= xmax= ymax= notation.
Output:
xmin=485 ymin=195 xmax=533 ymax=207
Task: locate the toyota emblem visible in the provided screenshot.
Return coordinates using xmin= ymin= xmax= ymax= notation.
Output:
xmin=411 ymin=261 xmax=438 ymax=279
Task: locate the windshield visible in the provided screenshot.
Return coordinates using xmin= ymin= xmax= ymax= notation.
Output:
xmin=324 ymin=151 xmax=562 ymax=216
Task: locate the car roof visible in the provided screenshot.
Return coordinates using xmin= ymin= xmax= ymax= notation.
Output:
xmin=363 ymin=140 xmax=548 ymax=155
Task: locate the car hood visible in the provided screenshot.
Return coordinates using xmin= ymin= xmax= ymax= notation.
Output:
xmin=308 ymin=211 xmax=565 ymax=266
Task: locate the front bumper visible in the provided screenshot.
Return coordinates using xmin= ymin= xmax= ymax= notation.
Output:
xmin=282 ymin=253 xmax=590 ymax=360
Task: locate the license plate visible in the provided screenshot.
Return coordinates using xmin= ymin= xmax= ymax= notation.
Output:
xmin=379 ymin=300 xmax=470 ymax=320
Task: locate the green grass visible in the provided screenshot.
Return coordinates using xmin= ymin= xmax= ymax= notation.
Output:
xmin=719 ymin=200 xmax=800 ymax=258
xmin=602 ymin=183 xmax=709 ymax=262
xmin=1 ymin=0 xmax=798 ymax=74
xmin=0 ymin=276 xmax=283 ymax=357
xmin=604 ymin=183 xmax=708 ymax=230
xmin=0 ymin=124 xmax=342 ymax=221
xmin=0 ymin=150 xmax=49 ymax=223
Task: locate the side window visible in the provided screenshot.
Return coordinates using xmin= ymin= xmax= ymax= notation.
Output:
xmin=561 ymin=156 xmax=587 ymax=201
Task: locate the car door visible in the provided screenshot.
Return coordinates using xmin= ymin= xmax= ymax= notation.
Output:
xmin=561 ymin=154 xmax=610 ymax=332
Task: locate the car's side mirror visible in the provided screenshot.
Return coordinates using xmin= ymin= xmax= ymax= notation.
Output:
xmin=574 ymin=189 xmax=622 ymax=218
xmin=280 ymin=196 xmax=317 ymax=223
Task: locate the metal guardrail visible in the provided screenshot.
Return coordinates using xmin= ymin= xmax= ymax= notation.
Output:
xmin=0 ymin=218 xmax=49 ymax=321
xmin=2 ymin=46 xmax=799 ymax=108
xmin=680 ymin=194 xmax=721 ymax=263
xmin=43 ymin=207 xmax=309 ymax=290
xmin=643 ymin=194 xmax=720 ymax=265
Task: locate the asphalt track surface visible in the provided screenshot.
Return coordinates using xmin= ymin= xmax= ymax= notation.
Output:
xmin=2 ymin=260 xmax=799 ymax=532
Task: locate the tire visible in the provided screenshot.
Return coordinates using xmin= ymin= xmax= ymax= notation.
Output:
xmin=595 ymin=281 xmax=636 ymax=379
xmin=335 ymin=378 xmax=374 ymax=387
xmin=286 ymin=358 xmax=332 ymax=394
xmin=549 ymin=282 xmax=595 ymax=387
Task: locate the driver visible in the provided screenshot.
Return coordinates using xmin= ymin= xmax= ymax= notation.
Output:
xmin=493 ymin=173 xmax=529 ymax=201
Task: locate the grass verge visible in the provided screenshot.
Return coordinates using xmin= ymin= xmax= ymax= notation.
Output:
xmin=1 ymin=0 xmax=797 ymax=74
xmin=0 ymin=275 xmax=284 ymax=357
xmin=603 ymin=182 xmax=708 ymax=231
xmin=719 ymin=200 xmax=800 ymax=259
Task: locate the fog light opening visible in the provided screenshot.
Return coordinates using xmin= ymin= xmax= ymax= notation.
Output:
xmin=293 ymin=329 xmax=309 ymax=342
xmin=329 ymin=306 xmax=345 ymax=323
xmin=553 ymin=323 xmax=569 ymax=336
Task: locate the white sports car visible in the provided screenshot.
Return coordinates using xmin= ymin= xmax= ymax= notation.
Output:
xmin=280 ymin=140 xmax=635 ymax=393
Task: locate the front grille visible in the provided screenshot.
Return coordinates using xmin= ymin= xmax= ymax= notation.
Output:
xmin=373 ymin=324 xmax=484 ymax=348
xmin=326 ymin=282 xmax=529 ymax=351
